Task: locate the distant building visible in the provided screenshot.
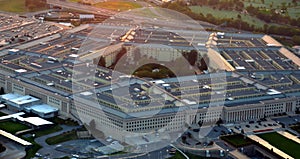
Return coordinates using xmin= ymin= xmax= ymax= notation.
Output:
xmin=79 ymin=14 xmax=95 ymax=19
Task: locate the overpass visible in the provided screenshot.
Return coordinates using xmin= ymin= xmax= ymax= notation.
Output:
xmin=46 ymin=0 xmax=116 ymax=16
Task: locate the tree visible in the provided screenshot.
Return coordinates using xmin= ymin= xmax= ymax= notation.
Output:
xmin=216 ymin=118 xmax=223 ymax=126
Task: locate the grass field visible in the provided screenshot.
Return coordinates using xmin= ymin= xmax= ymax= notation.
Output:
xmin=93 ymin=1 xmax=142 ymax=11
xmin=0 ymin=0 xmax=47 ymax=13
xmin=0 ymin=0 xmax=26 ymax=13
xmin=242 ymin=0 xmax=300 ymax=19
xmin=46 ymin=130 xmax=78 ymax=145
xmin=0 ymin=120 xmax=30 ymax=134
xmin=189 ymin=6 xmax=267 ymax=28
xmin=68 ymin=0 xmax=81 ymax=2
xmin=220 ymin=134 xmax=253 ymax=147
xmin=258 ymin=132 xmax=300 ymax=158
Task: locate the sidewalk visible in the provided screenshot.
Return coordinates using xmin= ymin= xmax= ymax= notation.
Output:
xmin=277 ymin=131 xmax=300 ymax=144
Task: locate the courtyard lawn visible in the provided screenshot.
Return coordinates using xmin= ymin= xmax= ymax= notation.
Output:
xmin=258 ymin=132 xmax=300 ymax=158
xmin=93 ymin=1 xmax=142 ymax=11
xmin=220 ymin=134 xmax=253 ymax=147
xmin=0 ymin=120 xmax=30 ymax=134
xmin=46 ymin=130 xmax=78 ymax=145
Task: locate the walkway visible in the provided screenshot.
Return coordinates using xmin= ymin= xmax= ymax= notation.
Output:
xmin=277 ymin=131 xmax=300 ymax=144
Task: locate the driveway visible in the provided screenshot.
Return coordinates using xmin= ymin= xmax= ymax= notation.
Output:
xmin=34 ymin=125 xmax=80 ymax=158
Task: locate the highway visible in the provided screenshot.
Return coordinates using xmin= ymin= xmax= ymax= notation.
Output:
xmin=46 ymin=0 xmax=116 ymax=16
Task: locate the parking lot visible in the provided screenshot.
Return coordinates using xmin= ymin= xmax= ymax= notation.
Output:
xmin=227 ymin=119 xmax=281 ymax=134
xmin=0 ymin=13 xmax=63 ymax=50
xmin=272 ymin=114 xmax=300 ymax=127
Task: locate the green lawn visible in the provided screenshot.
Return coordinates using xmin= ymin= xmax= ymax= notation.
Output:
xmin=0 ymin=120 xmax=30 ymax=134
xmin=189 ymin=5 xmax=266 ymax=28
xmin=31 ymin=125 xmax=63 ymax=138
xmin=221 ymin=134 xmax=253 ymax=147
xmin=93 ymin=1 xmax=142 ymax=11
xmin=46 ymin=130 xmax=78 ymax=145
xmin=258 ymin=132 xmax=300 ymax=158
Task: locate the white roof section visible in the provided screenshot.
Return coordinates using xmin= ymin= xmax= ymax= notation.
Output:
xmin=235 ymin=66 xmax=246 ymax=70
xmin=69 ymin=54 xmax=79 ymax=58
xmin=151 ymin=80 xmax=165 ymax=84
xmin=182 ymin=99 xmax=197 ymax=105
xmin=15 ymin=69 xmax=27 ymax=73
xmin=10 ymin=95 xmax=39 ymax=105
xmin=26 ymin=104 xmax=58 ymax=114
xmin=80 ymin=91 xmax=93 ymax=96
xmin=17 ymin=116 xmax=53 ymax=126
xmin=8 ymin=49 xmax=19 ymax=52
xmin=79 ymin=14 xmax=95 ymax=19
xmin=0 ymin=112 xmax=25 ymax=121
xmin=58 ymin=22 xmax=73 ymax=27
xmin=267 ymin=89 xmax=282 ymax=95
xmin=0 ymin=93 xmax=22 ymax=101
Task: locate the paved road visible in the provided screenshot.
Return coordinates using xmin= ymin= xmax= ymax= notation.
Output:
xmin=47 ymin=0 xmax=116 ymax=16
xmin=0 ymin=137 xmax=26 ymax=159
xmin=34 ymin=125 xmax=80 ymax=158
xmin=110 ymin=146 xmax=172 ymax=159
